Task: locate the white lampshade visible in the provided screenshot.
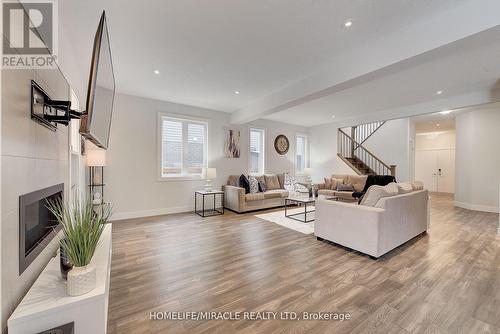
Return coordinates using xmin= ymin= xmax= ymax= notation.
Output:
xmin=304 ymin=167 xmax=313 ymax=176
xmin=202 ymin=167 xmax=217 ymax=180
xmin=86 ymin=149 xmax=107 ymax=167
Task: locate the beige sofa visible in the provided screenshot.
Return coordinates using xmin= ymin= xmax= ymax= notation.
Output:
xmin=315 ymin=189 xmax=429 ymax=258
xmin=223 ymin=174 xmax=290 ymax=213
xmin=317 ymin=174 xmax=368 ymax=202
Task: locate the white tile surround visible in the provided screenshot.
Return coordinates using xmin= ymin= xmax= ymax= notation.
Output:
xmin=1 ymin=66 xmax=70 ymax=331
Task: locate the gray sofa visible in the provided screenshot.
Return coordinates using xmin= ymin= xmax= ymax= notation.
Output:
xmin=223 ymin=174 xmax=290 ymax=213
xmin=317 ymin=174 xmax=368 ymax=202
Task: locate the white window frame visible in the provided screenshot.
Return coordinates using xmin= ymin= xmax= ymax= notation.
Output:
xmin=294 ymin=133 xmax=308 ymax=175
xmin=248 ymin=127 xmax=265 ymax=175
xmin=157 ymin=113 xmax=209 ymax=181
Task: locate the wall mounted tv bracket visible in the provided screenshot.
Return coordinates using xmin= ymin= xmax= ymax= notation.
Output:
xmin=31 ymin=80 xmax=83 ymax=131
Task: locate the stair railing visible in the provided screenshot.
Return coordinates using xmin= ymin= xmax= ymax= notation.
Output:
xmin=353 ymin=121 xmax=386 ymax=149
xmin=338 ymin=129 xmax=396 ymax=176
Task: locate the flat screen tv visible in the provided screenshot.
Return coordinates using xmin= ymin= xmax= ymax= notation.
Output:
xmin=80 ymin=11 xmax=115 ymax=149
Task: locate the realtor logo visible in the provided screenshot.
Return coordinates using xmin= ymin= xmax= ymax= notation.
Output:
xmin=2 ymin=0 xmax=58 ymax=68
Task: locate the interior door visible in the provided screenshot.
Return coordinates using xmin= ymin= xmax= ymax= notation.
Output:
xmin=415 ymin=150 xmax=438 ymax=192
xmin=437 ymin=150 xmax=455 ymax=193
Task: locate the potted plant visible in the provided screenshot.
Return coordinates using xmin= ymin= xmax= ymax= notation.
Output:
xmin=48 ymin=196 xmax=111 ymax=296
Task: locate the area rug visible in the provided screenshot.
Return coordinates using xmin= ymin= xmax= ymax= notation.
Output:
xmin=255 ymin=207 xmax=315 ymax=235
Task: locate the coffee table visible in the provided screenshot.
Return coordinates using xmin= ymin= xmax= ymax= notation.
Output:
xmin=285 ymin=195 xmax=338 ymax=223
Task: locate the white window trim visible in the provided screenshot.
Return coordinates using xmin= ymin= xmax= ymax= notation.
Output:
xmin=157 ymin=112 xmax=210 ymax=182
xmin=294 ymin=133 xmax=308 ymax=176
xmin=248 ymin=127 xmax=265 ymax=176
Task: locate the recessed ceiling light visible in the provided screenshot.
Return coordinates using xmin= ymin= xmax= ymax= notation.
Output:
xmin=234 ymin=91 xmax=240 ymax=95
xmin=331 ymin=115 xmax=336 ymax=119
xmin=344 ymin=20 xmax=353 ymax=27
xmin=439 ymin=110 xmax=452 ymax=115
xmin=436 ymin=90 xmax=443 ymax=95
xmin=153 ymin=70 xmax=160 ymax=75
xmin=436 ymin=123 xmax=441 ymax=127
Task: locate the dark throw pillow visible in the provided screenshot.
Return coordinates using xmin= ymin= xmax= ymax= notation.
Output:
xmin=239 ymin=174 xmax=250 ymax=194
xmin=258 ymin=181 xmax=267 ymax=192
xmin=337 ymin=183 xmax=355 ymax=192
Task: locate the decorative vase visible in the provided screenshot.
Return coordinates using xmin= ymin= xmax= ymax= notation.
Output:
xmin=59 ymin=244 xmax=73 ymax=280
xmin=67 ymin=264 xmax=96 ymax=296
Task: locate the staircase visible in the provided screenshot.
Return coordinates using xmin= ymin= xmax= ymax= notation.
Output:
xmin=337 ymin=121 xmax=396 ymax=177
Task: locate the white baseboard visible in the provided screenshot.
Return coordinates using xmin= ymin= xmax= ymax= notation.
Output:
xmin=110 ymin=205 xmax=193 ymax=221
xmin=454 ymin=201 xmax=499 ymax=213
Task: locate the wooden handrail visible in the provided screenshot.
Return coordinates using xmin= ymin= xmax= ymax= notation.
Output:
xmin=338 ymin=129 xmax=394 ymax=174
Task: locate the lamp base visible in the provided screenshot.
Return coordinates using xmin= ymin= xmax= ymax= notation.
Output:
xmin=204 ymin=180 xmax=213 ymax=192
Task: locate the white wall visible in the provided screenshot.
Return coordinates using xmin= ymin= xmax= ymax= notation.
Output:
xmin=415 ymin=131 xmax=456 ymax=150
xmin=455 ymin=108 xmax=500 ymax=213
xmin=309 ymin=118 xmax=411 ymax=183
xmin=1 ymin=67 xmax=70 ymax=330
xmin=107 ymin=93 xmax=308 ymax=220
xmin=309 ymin=123 xmax=353 ymax=184
xmin=362 ymin=118 xmax=411 ymax=182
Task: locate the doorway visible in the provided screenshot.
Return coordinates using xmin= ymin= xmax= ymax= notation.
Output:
xmin=415 ymin=148 xmax=455 ymax=193
xmin=413 ymin=115 xmax=456 ymax=194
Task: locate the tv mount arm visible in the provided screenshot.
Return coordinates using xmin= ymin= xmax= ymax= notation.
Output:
xmin=31 ymin=80 xmax=85 ymax=131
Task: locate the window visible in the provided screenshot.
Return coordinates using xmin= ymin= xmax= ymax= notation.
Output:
xmin=249 ymin=128 xmax=265 ymax=175
xmin=295 ymin=134 xmax=307 ymax=174
xmin=160 ymin=115 xmax=208 ymax=179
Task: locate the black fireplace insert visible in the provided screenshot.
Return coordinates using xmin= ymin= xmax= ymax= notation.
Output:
xmin=19 ymin=183 xmax=64 ymax=275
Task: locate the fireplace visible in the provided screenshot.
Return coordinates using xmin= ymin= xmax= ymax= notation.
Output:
xmin=19 ymin=183 xmax=64 ymax=275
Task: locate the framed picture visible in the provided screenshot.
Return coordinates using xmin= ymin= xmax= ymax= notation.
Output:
xmin=224 ymin=128 xmax=240 ymax=158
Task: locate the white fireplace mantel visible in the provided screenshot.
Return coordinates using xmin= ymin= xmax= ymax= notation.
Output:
xmin=8 ymin=224 xmax=112 ymax=334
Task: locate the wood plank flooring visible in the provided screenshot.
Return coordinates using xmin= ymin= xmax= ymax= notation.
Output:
xmin=107 ymin=194 xmax=500 ymax=334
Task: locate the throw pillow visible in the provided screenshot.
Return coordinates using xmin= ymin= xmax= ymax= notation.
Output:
xmin=227 ymin=175 xmax=239 ymax=186
xmin=384 ymin=182 xmax=399 ymax=195
xmin=248 ymin=175 xmax=259 ymax=194
xmin=294 ymin=182 xmax=309 ymax=193
xmin=411 ymin=181 xmax=424 ymax=191
xmin=255 ymin=175 xmax=265 ymax=185
xmin=337 ymin=183 xmax=355 ymax=192
xmin=360 ymin=183 xmax=399 ymax=207
xmin=348 ymin=175 xmax=368 ymax=192
xmin=264 ymin=174 xmax=281 ymax=190
xmin=360 ymin=185 xmax=385 ymax=206
xmin=324 ymin=177 xmax=332 ymax=189
xmin=283 ymin=173 xmax=296 ymax=192
xmin=331 ymin=178 xmax=344 ymax=190
xmin=258 ymin=181 xmax=267 ymax=192
xmin=238 ymin=174 xmax=250 ymax=194
xmin=396 ymin=182 xmax=413 ymax=194
xmin=277 ymin=173 xmax=286 ymax=189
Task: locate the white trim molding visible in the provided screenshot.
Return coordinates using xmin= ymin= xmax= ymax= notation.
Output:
xmin=110 ymin=205 xmax=192 ymax=221
xmin=454 ymin=201 xmax=499 ymax=214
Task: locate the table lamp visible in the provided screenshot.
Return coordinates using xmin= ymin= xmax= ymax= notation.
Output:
xmin=201 ymin=167 xmax=217 ymax=192
xmin=86 ymin=149 xmax=107 ymax=204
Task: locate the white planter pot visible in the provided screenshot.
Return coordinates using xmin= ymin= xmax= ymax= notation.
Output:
xmin=67 ymin=265 xmax=96 ymax=296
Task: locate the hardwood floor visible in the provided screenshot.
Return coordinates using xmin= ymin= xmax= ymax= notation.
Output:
xmin=107 ymin=194 xmax=500 ymax=334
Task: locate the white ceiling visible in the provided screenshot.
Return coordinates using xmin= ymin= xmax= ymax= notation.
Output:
xmin=412 ymin=113 xmax=456 ymax=133
xmin=265 ymin=27 xmax=500 ymax=126
xmin=59 ymin=0 xmax=500 ymax=126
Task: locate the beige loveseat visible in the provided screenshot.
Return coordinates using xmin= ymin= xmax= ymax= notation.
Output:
xmin=223 ymin=174 xmax=290 ymax=213
xmin=317 ymin=174 xmax=368 ymax=202
xmin=315 ymin=187 xmax=429 ymax=258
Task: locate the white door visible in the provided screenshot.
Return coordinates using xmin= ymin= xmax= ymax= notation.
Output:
xmin=415 ymin=149 xmax=455 ymax=193
xmin=437 ymin=150 xmax=455 ymax=193
xmin=415 ymin=150 xmax=438 ymax=192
